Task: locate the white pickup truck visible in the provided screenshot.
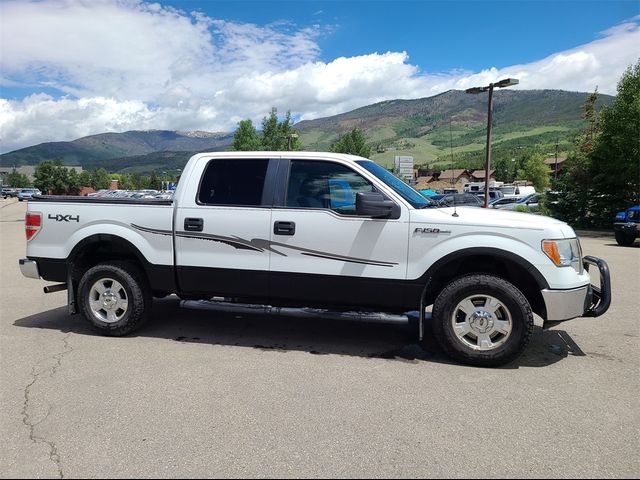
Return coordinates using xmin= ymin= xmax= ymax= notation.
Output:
xmin=20 ymin=152 xmax=610 ymax=366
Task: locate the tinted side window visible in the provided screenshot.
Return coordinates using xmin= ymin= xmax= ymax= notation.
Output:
xmin=286 ymin=160 xmax=374 ymax=215
xmin=198 ymin=159 xmax=269 ymax=206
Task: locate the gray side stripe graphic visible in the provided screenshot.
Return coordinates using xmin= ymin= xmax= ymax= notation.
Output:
xmin=131 ymin=224 xmax=173 ymax=236
xmin=131 ymin=224 xmax=398 ymax=267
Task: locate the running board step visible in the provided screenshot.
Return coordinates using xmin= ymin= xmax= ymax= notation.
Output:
xmin=180 ymin=299 xmax=415 ymax=325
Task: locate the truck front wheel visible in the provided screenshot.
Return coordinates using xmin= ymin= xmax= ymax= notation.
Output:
xmin=615 ymin=230 xmax=636 ymax=247
xmin=78 ymin=262 xmax=152 ymax=336
xmin=431 ymin=274 xmax=534 ymax=367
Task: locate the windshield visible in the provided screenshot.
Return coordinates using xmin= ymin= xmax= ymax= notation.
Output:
xmin=518 ymin=193 xmax=538 ymax=203
xmin=356 ymin=160 xmax=436 ymax=208
xmin=500 ymin=186 xmax=516 ymax=195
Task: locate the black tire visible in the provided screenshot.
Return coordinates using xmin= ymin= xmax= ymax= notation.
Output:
xmin=78 ymin=262 xmax=152 ymax=336
xmin=615 ymin=231 xmax=636 ymax=247
xmin=430 ymin=274 xmax=534 ymax=367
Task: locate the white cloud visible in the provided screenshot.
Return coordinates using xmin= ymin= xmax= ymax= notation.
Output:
xmin=0 ymin=0 xmax=639 ymax=152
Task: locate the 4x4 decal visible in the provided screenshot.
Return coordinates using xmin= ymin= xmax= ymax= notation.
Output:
xmin=131 ymin=224 xmax=398 ymax=267
xmin=48 ymin=214 xmax=79 ymax=222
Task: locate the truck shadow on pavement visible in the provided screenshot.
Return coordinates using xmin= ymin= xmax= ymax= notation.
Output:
xmin=14 ymin=297 xmax=585 ymax=369
xmin=605 ymin=243 xmax=639 ymax=248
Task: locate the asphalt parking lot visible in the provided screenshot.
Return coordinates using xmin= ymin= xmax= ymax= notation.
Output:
xmin=1 ymin=197 xmax=638 ymax=478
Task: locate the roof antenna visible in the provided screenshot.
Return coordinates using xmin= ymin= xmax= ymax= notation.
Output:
xmin=450 ymin=119 xmax=458 ymax=217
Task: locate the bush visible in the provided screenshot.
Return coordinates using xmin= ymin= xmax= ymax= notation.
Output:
xmin=513 ymin=205 xmax=531 ymax=213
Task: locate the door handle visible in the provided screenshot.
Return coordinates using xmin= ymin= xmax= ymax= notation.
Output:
xmin=274 ymin=221 xmax=295 ymax=236
xmin=184 ymin=217 xmax=204 ymax=232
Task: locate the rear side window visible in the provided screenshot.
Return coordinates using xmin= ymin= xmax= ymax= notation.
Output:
xmin=198 ymin=159 xmax=269 ymax=206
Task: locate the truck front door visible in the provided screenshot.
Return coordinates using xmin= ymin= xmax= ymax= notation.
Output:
xmin=269 ymin=158 xmax=410 ymax=310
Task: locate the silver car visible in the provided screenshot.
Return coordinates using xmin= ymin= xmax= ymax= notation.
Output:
xmin=17 ymin=188 xmax=42 ymax=201
xmin=494 ymin=193 xmax=541 ymax=212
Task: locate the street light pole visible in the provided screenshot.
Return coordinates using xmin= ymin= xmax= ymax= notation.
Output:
xmin=287 ymin=133 xmax=299 ymax=151
xmin=483 ymin=84 xmax=495 ymax=209
xmin=466 ymin=78 xmax=519 ymax=207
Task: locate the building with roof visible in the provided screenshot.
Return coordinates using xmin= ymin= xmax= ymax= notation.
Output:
xmin=470 ymin=169 xmax=496 ymax=182
xmin=436 ymin=169 xmax=472 ymax=186
xmin=544 ymin=156 xmax=567 ymax=177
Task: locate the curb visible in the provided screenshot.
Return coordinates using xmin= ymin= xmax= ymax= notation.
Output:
xmin=575 ymin=229 xmax=615 ymax=238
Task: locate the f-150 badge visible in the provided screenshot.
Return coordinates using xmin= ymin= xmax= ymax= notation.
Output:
xmin=414 ymin=227 xmax=451 ymax=234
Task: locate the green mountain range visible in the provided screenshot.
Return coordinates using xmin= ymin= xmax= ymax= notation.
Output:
xmin=296 ymin=89 xmax=613 ymax=168
xmin=0 ymin=89 xmax=613 ymax=173
xmin=0 ymin=130 xmax=233 ymax=172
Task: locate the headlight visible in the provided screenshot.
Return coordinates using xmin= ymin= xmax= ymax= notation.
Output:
xmin=542 ymin=238 xmax=582 ymax=273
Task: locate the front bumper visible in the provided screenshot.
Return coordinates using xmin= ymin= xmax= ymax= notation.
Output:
xmin=541 ymin=255 xmax=611 ymax=321
xmin=614 ymin=222 xmax=640 ymax=236
xmin=19 ymin=258 xmax=40 ymax=279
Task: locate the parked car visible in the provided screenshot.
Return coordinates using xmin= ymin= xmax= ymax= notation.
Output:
xmin=474 ymin=190 xmax=504 ymax=202
xmin=19 ymin=151 xmax=611 ymax=367
xmin=613 ymin=205 xmax=640 ymax=246
xmin=499 ymin=185 xmax=536 ymax=199
xmin=489 ymin=197 xmax=519 ymax=208
xmin=17 ymin=188 xmax=42 ymax=201
xmin=431 ymin=193 xmax=483 ymax=207
xmin=2 ymin=187 xmax=19 ymax=198
xmin=494 ymin=193 xmax=541 ymax=212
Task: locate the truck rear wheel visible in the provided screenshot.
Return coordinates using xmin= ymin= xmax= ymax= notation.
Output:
xmin=78 ymin=262 xmax=152 ymax=336
xmin=431 ymin=274 xmax=534 ymax=367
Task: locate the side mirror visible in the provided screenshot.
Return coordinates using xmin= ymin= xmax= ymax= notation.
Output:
xmin=356 ymin=192 xmax=400 ymax=219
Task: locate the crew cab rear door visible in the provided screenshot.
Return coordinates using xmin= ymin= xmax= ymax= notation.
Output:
xmin=174 ymin=156 xmax=278 ymax=299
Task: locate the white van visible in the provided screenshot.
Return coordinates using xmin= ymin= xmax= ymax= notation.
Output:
xmin=500 ymin=184 xmax=536 ymax=198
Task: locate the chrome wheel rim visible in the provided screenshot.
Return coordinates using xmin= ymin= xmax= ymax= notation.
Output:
xmin=89 ymin=278 xmax=128 ymax=324
xmin=451 ymin=294 xmax=513 ymax=351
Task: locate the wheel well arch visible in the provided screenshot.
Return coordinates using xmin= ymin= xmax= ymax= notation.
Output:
xmin=69 ymin=234 xmax=148 ymax=280
xmin=422 ymin=248 xmax=548 ymax=319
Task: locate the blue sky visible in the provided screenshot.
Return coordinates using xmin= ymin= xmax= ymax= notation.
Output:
xmin=1 ymin=0 xmax=638 ymax=152
xmin=168 ymin=0 xmax=638 ymax=70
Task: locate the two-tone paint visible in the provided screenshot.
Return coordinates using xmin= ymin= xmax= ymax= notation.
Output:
xmin=22 ymin=151 xmax=608 ymax=321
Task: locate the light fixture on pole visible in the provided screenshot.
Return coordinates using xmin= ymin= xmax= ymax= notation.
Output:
xmin=466 ymin=78 xmax=519 ymax=207
xmin=287 ymin=133 xmax=299 ymax=151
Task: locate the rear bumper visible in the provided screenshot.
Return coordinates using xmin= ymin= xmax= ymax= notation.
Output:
xmin=541 ymin=255 xmax=611 ymax=321
xmin=19 ymin=258 xmax=40 ymax=279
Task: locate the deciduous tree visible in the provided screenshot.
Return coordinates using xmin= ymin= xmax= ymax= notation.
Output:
xmin=232 ymin=119 xmax=262 ymax=151
xmin=329 ymin=128 xmax=371 ymax=158
xmin=5 ymin=169 xmax=31 ymax=188
xmin=589 ymin=61 xmax=640 ymax=225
